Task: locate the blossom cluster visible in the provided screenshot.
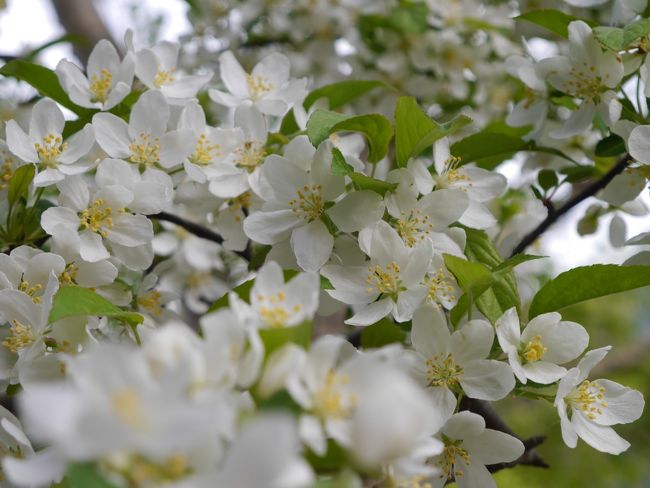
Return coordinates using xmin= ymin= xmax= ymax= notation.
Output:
xmin=0 ymin=0 xmax=648 ymax=486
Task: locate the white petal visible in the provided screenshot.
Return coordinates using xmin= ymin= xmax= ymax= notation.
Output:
xmin=244 ymin=210 xmax=300 ymax=245
xmin=411 ymin=306 xmax=451 ymax=358
xmin=79 ymin=231 xmax=110 ymax=262
xmin=571 ymin=411 xmax=630 ymax=454
xmin=461 ymin=359 xmax=515 ymax=401
xmin=327 ymin=190 xmax=384 ymax=232
xmin=464 ymin=429 xmax=524 ymax=465
xmin=92 ymin=112 xmax=131 ymax=158
xmin=345 ymin=298 xmax=393 ymax=326
xmin=5 ymin=120 xmax=38 ymax=162
xmin=290 ymin=220 xmax=333 ymax=272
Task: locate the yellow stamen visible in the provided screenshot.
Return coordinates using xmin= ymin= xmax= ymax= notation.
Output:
xmin=426 ymin=353 xmax=464 ymax=388
xmin=89 ymin=69 xmax=113 ymax=103
xmin=2 ymin=320 xmax=36 ymax=353
xmin=521 ymin=335 xmax=547 ymax=363
xmin=34 ymin=133 xmax=67 ymax=166
xmin=245 ymin=73 xmax=273 ymax=100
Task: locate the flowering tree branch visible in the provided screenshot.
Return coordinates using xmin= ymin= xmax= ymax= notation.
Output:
xmin=510 ymin=154 xmax=632 ymax=257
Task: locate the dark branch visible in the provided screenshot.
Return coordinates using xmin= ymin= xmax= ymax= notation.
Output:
xmin=460 ymin=398 xmax=549 ymax=473
xmin=510 ymin=154 xmax=631 ymax=257
xmin=149 ymin=211 xmax=250 ymax=260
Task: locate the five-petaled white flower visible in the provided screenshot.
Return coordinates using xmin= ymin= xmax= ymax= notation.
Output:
xmin=496 ymin=307 xmax=589 ymax=384
xmin=209 ymin=51 xmax=308 ymax=116
xmin=56 ymin=39 xmax=135 ymax=111
xmin=555 ymin=346 xmax=644 ymax=455
xmin=5 ymin=99 xmax=95 ymax=187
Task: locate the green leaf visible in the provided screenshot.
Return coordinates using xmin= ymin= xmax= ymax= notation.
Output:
xmin=443 ymin=254 xmax=494 ymax=292
xmin=529 ymin=264 xmax=650 ymax=318
xmin=593 ymin=26 xmax=625 ymax=51
xmin=0 ymin=60 xmax=91 ymax=116
xmin=63 ymin=463 xmax=119 ymax=488
xmin=7 ymin=164 xmax=35 ymax=206
xmin=560 ymin=165 xmax=599 ymax=183
xmin=461 ymin=227 xmax=521 ymax=323
xmin=451 ymin=130 xmax=576 ymax=169
xmin=304 ymin=80 xmax=393 ymax=110
xmin=360 ymin=318 xmax=407 ymax=348
xmin=331 ymin=147 xmax=355 ymax=176
xmin=492 ymin=254 xmax=547 ymax=273
xmin=537 ymin=169 xmax=558 ymax=191
xmin=348 ymin=172 xmax=397 ymax=196
xmin=516 ymin=9 xmax=582 ymax=38
xmin=395 ymin=96 xmax=471 ymax=167
xmin=595 ymin=19 xmax=650 ymax=51
xmin=49 ymin=286 xmax=143 ymax=327
xmin=307 ymin=110 xmax=394 ymax=163
xmin=259 ymin=321 xmax=312 ymax=356
xmin=595 ymin=134 xmax=626 ymax=157
xmin=306 ymin=440 xmax=349 ymax=471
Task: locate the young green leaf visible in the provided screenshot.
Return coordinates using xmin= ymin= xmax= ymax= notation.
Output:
xmin=516 ymin=9 xmax=583 ymax=38
xmin=7 ymin=164 xmax=35 ymax=206
xmin=348 ymin=172 xmax=397 ymax=196
xmin=0 ymin=60 xmax=92 ymax=116
xmin=49 ymin=286 xmax=143 ymax=327
xmin=395 ymin=96 xmax=471 ymax=167
xmin=331 ymin=147 xmax=355 ymax=176
xmin=529 ymin=264 xmax=650 ymax=318
xmin=307 ymin=110 xmax=393 ymax=163
xmin=304 ymin=79 xmax=393 ymax=110
xmin=360 ymin=318 xmax=407 ymax=349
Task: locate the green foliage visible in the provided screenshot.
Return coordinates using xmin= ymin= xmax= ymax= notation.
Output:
xmin=395 ymin=96 xmax=471 ymax=167
xmin=529 ymin=264 xmax=650 ymax=318
xmin=451 ymin=129 xmax=577 ymax=170
xmin=360 ymin=318 xmax=407 ymax=348
xmin=515 ymin=9 xmax=584 ymax=38
xmin=7 ymin=164 xmax=35 ymax=206
xmin=49 ymin=286 xmax=143 ymax=327
xmin=594 ymin=19 xmax=650 ymax=51
xmin=0 ymin=60 xmax=92 ymax=116
xmin=307 ymin=110 xmax=393 ymax=163
xmin=258 ymin=321 xmax=312 ymax=356
xmin=447 ymin=228 xmax=521 ymax=324
xmin=58 ymin=463 xmax=119 ymax=488
xmin=537 ymin=169 xmax=558 ymax=192
xmin=329 ymin=147 xmax=398 ymax=195
xmin=304 ymin=80 xmax=393 ymax=111
xmin=595 ymin=134 xmax=626 ymax=157
xmin=331 ymin=147 xmax=356 ymax=176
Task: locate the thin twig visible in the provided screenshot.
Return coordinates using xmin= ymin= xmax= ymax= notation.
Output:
xmin=149 ymin=211 xmax=250 ymax=260
xmin=510 ymin=154 xmax=631 ymax=257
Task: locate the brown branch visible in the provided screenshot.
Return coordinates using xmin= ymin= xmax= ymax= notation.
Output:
xmin=50 ymin=0 xmax=119 ymax=65
xmin=149 ymin=211 xmax=250 ymax=260
xmin=460 ymin=398 xmax=549 ymax=473
xmin=510 ymin=154 xmax=631 ymax=257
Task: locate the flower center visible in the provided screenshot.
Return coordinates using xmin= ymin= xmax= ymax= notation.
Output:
xmin=18 ymin=278 xmax=43 ymax=303
xmin=289 ymin=184 xmax=324 ymax=221
xmin=138 ymin=290 xmax=163 ymax=317
xmin=111 ymin=388 xmax=148 ymax=430
xmin=366 ymin=262 xmax=402 ymax=296
xmin=35 ymin=133 xmax=67 ymax=166
xmin=189 ymin=133 xmax=221 ymax=166
xmin=567 ymin=380 xmax=608 ymax=421
xmin=89 ymin=68 xmax=113 ymax=103
xmin=245 ymin=73 xmax=273 ymax=101
xmin=58 ymin=263 xmax=80 ymax=285
xmin=0 ymin=158 xmax=15 ymax=191
xmin=424 ymin=269 xmax=456 ymax=308
xmin=521 ymin=335 xmax=547 ymax=363
xmin=564 ymin=67 xmax=603 ymax=100
xmin=395 ymin=209 xmax=434 ymax=247
xmin=79 ymin=198 xmax=120 ymax=238
xmin=129 ymin=132 xmax=160 ymax=166
xmin=438 ymin=438 xmax=471 ymax=481
xmin=233 ymin=141 xmax=266 ymax=171
xmin=256 ymin=291 xmax=302 ymax=328
xmin=154 ymin=68 xmax=175 ymax=88
xmin=313 ymin=369 xmax=356 ymax=420
xmin=426 ymin=353 xmax=464 ymax=388
xmin=2 ymin=320 xmax=36 ymax=354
